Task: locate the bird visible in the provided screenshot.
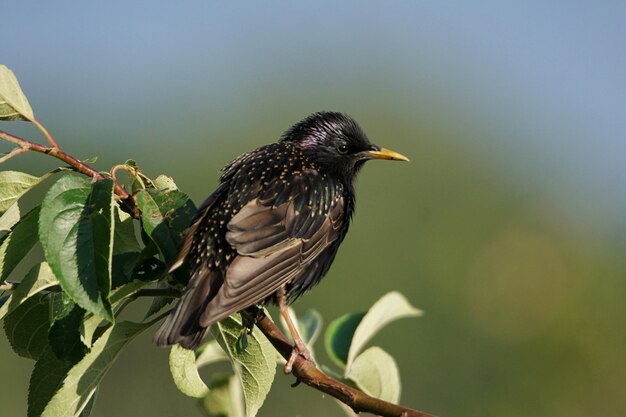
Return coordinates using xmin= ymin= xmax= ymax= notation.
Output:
xmin=154 ymin=111 xmax=408 ymax=371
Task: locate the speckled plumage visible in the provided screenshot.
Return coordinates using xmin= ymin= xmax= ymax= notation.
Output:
xmin=154 ymin=112 xmax=407 ymax=349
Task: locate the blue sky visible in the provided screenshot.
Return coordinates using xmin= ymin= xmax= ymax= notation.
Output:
xmin=3 ymin=1 xmax=625 ymax=229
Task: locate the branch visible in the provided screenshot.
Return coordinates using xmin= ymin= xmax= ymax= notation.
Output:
xmin=31 ymin=118 xmax=60 ymax=149
xmin=0 ymin=146 xmax=29 ymax=163
xmin=0 ymin=129 xmax=138 ymax=217
xmin=0 ymin=281 xmax=18 ymax=291
xmin=253 ymin=311 xmax=436 ymax=417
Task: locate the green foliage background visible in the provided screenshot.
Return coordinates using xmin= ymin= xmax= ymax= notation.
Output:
xmin=2 ymin=2 xmax=625 ymax=417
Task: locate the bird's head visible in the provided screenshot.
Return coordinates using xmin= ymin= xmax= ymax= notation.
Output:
xmin=280 ymin=112 xmax=409 ymax=182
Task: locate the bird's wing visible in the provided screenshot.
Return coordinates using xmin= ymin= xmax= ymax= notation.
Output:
xmin=199 ymin=173 xmax=344 ymax=326
xmin=154 ymin=181 xmax=231 ymax=348
xmin=168 ymin=181 xmax=230 ymax=272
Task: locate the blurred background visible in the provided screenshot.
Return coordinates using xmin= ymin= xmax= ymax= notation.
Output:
xmin=2 ymin=1 xmax=625 ymax=417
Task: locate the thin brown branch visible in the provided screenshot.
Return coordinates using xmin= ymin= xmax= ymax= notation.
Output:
xmin=0 ymin=146 xmax=29 ymax=163
xmin=111 ymin=163 xmax=139 ymax=185
xmin=31 ymin=118 xmax=60 ymax=149
xmin=0 ymin=129 xmax=48 ymax=152
xmin=253 ymin=311 xmax=436 ymax=417
xmin=0 ymin=128 xmax=138 ymax=217
xmin=1 ymin=280 xmax=61 ymax=292
xmin=0 ymin=281 xmax=19 ymax=291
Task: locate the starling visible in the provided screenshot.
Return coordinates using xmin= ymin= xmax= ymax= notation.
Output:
xmin=154 ymin=112 xmax=408 ymax=370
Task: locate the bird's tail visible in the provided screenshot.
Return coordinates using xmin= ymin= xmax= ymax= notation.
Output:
xmin=153 ymin=269 xmax=223 ymax=349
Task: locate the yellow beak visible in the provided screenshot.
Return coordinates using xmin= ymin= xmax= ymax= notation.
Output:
xmin=364 ymin=147 xmax=410 ymax=162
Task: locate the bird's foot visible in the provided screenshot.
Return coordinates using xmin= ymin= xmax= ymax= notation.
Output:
xmin=283 ymin=338 xmax=313 ymax=374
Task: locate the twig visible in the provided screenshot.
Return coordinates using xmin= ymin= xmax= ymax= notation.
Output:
xmin=253 ymin=311 xmax=436 ymax=417
xmin=31 ymin=118 xmax=60 ymax=149
xmin=0 ymin=146 xmax=28 ymax=163
xmin=110 ymin=163 xmax=147 ymax=190
xmin=0 ymin=281 xmax=19 ymax=291
xmin=0 ymin=129 xmax=138 ymax=217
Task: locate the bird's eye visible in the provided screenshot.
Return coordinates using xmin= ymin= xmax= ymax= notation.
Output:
xmin=336 ymin=143 xmax=349 ymax=154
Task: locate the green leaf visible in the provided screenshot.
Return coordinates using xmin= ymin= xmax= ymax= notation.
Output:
xmin=48 ymin=297 xmax=88 ymax=363
xmin=345 ymin=346 xmax=401 ymax=403
xmin=80 ymin=314 xmax=104 ymax=348
xmin=211 ymin=316 xmax=276 ymax=417
xmin=29 ymin=321 xmax=150 ymax=417
xmin=3 ymin=292 xmax=52 ymax=359
xmin=297 ymin=309 xmax=323 ymax=346
xmin=111 ymin=208 xmax=142 ymax=288
xmin=149 ymin=188 xmax=195 ymax=240
xmin=0 ymin=171 xmax=40 ymax=214
xmin=0 ymin=206 xmax=40 ymax=281
xmin=39 ymin=174 xmax=115 ymax=321
xmin=169 ymin=344 xmax=210 ymax=398
xmin=0 ymin=65 xmax=34 ymax=121
xmin=235 ymin=331 xmax=249 ymax=354
xmin=111 ymin=252 xmax=140 ymax=288
xmin=346 ymin=291 xmax=422 ymax=371
xmin=153 ymin=174 xmax=178 ymax=191
xmin=0 ymin=262 xmax=58 ymax=320
xmin=0 ymin=197 xmax=23 ymax=232
xmin=196 ymin=340 xmax=229 ymax=368
xmin=112 ymin=208 xmax=140 ymax=255
xmin=50 ymin=290 xmax=75 ymax=319
xmin=135 ymin=190 xmax=177 ymax=262
xmin=28 ymin=347 xmax=73 ymax=417
xmin=135 ymin=188 xmax=195 ymax=263
xmin=0 ymin=169 xmax=58 ymax=232
xmin=324 ymin=312 xmax=365 ymax=369
xmin=78 ymin=389 xmax=97 ymax=417
xmin=202 ymin=374 xmax=245 ymax=417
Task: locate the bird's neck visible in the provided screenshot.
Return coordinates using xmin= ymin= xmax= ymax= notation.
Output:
xmin=341 ymin=180 xmax=357 ymax=222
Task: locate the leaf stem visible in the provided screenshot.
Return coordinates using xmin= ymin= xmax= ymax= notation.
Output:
xmin=110 ymin=164 xmax=141 ymax=187
xmin=31 ymin=118 xmax=60 ymax=149
xmin=0 ymin=146 xmax=29 ymax=163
